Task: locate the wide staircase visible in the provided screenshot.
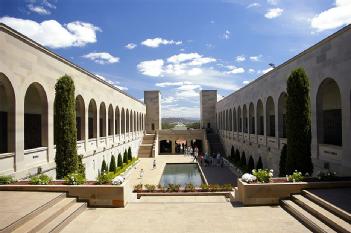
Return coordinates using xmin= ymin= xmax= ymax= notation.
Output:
xmin=138 ymin=133 xmax=156 ymax=158
xmin=281 ymin=190 xmax=351 ymax=233
xmin=206 ymin=130 xmax=226 ymax=156
xmin=3 ymin=193 xmax=86 ymax=233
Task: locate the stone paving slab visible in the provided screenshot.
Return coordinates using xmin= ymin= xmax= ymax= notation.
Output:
xmin=0 ymin=191 xmax=63 ymax=230
xmin=62 ymin=198 xmax=310 ymax=233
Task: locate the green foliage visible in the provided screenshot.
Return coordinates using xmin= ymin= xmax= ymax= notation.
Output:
xmin=162 ymin=122 xmax=174 ymax=129
xmin=128 ymin=147 xmax=132 ymax=161
xmin=30 ymin=174 xmax=52 ymax=185
xmin=117 ymin=153 xmax=123 ymax=167
xmin=234 ymin=149 xmax=240 ymax=166
xmin=77 ymin=154 xmax=85 ymax=178
xmin=109 ymin=155 xmax=116 ymax=173
xmin=248 ymin=156 xmax=255 ymax=173
xmin=256 ymin=157 xmax=263 ymax=170
xmin=64 ymin=172 xmax=86 ymax=185
xmin=185 ymin=183 xmax=195 ymax=192
xmin=167 ymin=184 xmax=181 ymax=192
xmin=279 ymin=144 xmax=287 ymax=177
xmin=288 ymin=170 xmax=304 ymax=182
xmin=286 ymin=68 xmax=313 ymax=175
xmin=252 ymin=169 xmax=273 ymax=183
xmin=96 ymin=172 xmax=114 ymax=184
xmin=144 ymin=184 xmax=156 ymax=192
xmin=54 ymin=75 xmax=78 ymax=179
xmin=200 ymin=183 xmax=209 ymax=191
xmin=0 ymin=175 xmax=15 ymax=184
xmin=101 ymin=159 xmax=108 ymax=173
xmin=185 ymin=122 xmax=200 ymax=129
xmin=123 ymin=150 xmax=128 ymax=164
xmin=133 ymin=183 xmax=143 ymax=192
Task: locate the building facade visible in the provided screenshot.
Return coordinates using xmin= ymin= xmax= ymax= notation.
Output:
xmin=0 ymin=24 xmax=146 ymax=180
xmin=215 ymin=25 xmax=351 ymax=176
xmin=200 ymin=90 xmax=217 ymax=130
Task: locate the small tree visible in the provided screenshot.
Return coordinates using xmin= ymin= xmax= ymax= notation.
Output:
xmin=109 ymin=155 xmax=116 ymax=173
xmin=286 ymin=68 xmax=313 ymax=175
xmin=54 ymin=75 xmax=78 ymax=179
xmin=248 ymin=156 xmax=255 ymax=173
xmin=240 ymin=151 xmax=247 ymax=170
xmin=117 ymin=153 xmax=123 ymax=167
xmin=128 ymin=147 xmax=132 ymax=161
xmin=77 ymin=155 xmax=85 ymax=178
xmin=230 ymin=146 xmax=235 ymax=162
xmin=101 ymin=159 xmax=108 ymax=173
xmin=256 ymin=157 xmax=263 ymax=170
xmin=123 ymin=150 xmax=128 ymax=164
xmin=279 ymin=144 xmax=287 ymax=177
xmin=234 ymin=149 xmax=240 ymax=166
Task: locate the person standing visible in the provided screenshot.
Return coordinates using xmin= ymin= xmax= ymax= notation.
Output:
xmin=139 ymin=168 xmax=144 ymax=179
xmin=153 ymin=159 xmax=156 ymax=169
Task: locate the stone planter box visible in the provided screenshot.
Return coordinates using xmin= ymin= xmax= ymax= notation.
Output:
xmin=237 ymin=178 xmax=351 ymax=206
xmin=0 ymin=183 xmax=130 ymax=208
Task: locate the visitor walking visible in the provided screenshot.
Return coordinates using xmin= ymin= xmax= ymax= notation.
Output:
xmin=139 ymin=168 xmax=144 ymax=179
xmin=153 ymin=159 xmax=156 ymax=169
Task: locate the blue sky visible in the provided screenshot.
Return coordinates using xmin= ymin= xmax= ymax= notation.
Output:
xmin=1 ymin=0 xmax=351 ymax=118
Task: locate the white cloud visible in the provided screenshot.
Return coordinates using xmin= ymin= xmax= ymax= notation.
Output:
xmin=265 ymin=8 xmax=284 ymax=19
xmin=222 ymin=30 xmax=230 ymax=40
xmin=27 ymin=4 xmax=51 ymax=15
xmin=227 ymin=67 xmax=245 ymax=74
xmin=125 ymin=43 xmax=137 ymax=49
xmin=267 ymin=0 xmax=279 ymax=5
xmin=247 ymin=3 xmax=260 ymax=8
xmin=235 ymin=55 xmax=246 ymax=62
xmin=83 ymin=52 xmax=119 ymax=64
xmin=311 ymin=0 xmax=351 ymax=32
xmin=162 ymin=96 xmax=176 ymax=104
xmin=176 ymin=84 xmax=202 ymax=98
xmin=95 ymin=74 xmax=128 ymax=90
xmin=156 ymin=81 xmax=192 ymax=87
xmin=249 ymin=55 xmax=262 ymax=61
xmin=137 ymin=59 xmax=164 ymax=77
xmin=167 ymin=53 xmax=201 ymax=63
xmin=243 ymin=80 xmax=251 ymax=85
xmin=217 ymin=94 xmax=224 ymax=101
xmin=257 ymin=67 xmax=273 ymax=74
xmin=0 ymin=17 xmax=101 ymax=49
xmin=141 ymin=37 xmax=182 ymax=48
xmin=162 ymin=105 xmax=200 ymax=118
xmin=248 ymin=68 xmax=255 ymax=73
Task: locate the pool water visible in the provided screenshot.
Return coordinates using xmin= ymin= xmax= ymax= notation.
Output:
xmin=159 ymin=163 xmax=205 ymax=187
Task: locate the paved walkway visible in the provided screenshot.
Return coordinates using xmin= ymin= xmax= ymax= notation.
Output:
xmin=309 ymin=188 xmax=351 ymax=213
xmin=62 ymin=196 xmax=309 ymax=233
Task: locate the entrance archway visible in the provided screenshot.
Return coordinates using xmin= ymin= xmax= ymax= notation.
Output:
xmin=159 ymin=140 xmax=172 ymax=154
xmin=175 ymin=139 xmax=186 ymax=154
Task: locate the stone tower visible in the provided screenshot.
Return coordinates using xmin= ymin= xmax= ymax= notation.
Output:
xmin=200 ymin=90 xmax=217 ymax=129
xmin=144 ymin=90 xmax=161 ymax=132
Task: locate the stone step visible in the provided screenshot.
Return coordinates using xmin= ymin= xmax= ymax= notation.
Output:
xmin=302 ymin=190 xmax=351 ymax=224
xmin=13 ymin=197 xmax=76 ymax=233
xmin=142 ymin=139 xmax=154 ymax=144
xmin=3 ymin=193 xmax=66 ymax=233
xmin=292 ymin=194 xmax=350 ymax=233
xmin=281 ymin=199 xmax=337 ymax=233
xmin=37 ymin=202 xmax=87 ymax=233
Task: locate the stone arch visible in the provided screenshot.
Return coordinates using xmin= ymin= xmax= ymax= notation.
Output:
xmin=266 ymin=96 xmax=275 ymax=137
xmin=126 ymin=109 xmax=130 ymax=133
xmin=115 ymin=106 xmax=120 ymax=135
xmin=121 ymin=108 xmax=125 ymax=134
xmin=238 ymin=106 xmax=242 ymax=132
xmin=0 ymin=73 xmax=15 ymax=153
xmin=130 ymin=111 xmax=133 ymax=132
xmin=229 ymin=109 xmax=232 ymax=131
xmin=88 ymin=99 xmax=97 ymax=139
xmin=233 ymin=107 xmax=237 ymax=132
xmin=99 ymin=102 xmax=106 ymax=137
xmin=75 ymin=95 xmax=85 ymax=141
xmin=108 ymin=104 xmax=114 ymax=136
xmin=317 ymin=78 xmax=342 ymax=146
xmin=24 ymin=82 xmax=48 ymax=149
xmin=249 ymin=102 xmax=255 ymax=134
xmin=278 ymin=92 xmax=287 ymax=138
xmin=243 ymin=105 xmax=248 ymax=133
xmin=257 ymin=99 xmax=264 ymax=135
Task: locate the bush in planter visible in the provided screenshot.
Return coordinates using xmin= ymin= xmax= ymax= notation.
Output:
xmin=117 ymin=153 xmax=123 ymax=167
xmin=288 ymin=170 xmax=304 ymax=182
xmin=30 ymin=174 xmax=52 ymax=185
xmin=200 ymin=183 xmax=209 ymax=192
xmin=230 ymin=146 xmax=235 ymax=162
xmin=221 ymin=184 xmax=233 ymax=191
xmin=279 ymin=144 xmax=287 ymax=177
xmin=77 ymin=154 xmax=85 ymax=178
xmin=185 ymin=183 xmax=195 ymax=192
xmin=123 ymin=150 xmax=128 ymax=164
xmin=101 ymin=159 xmax=108 ymax=173
xmin=252 ymin=169 xmax=273 ymax=183
xmin=286 ymin=68 xmax=313 ymax=175
xmin=128 ymin=147 xmax=132 ymax=161
xmin=317 ymin=170 xmax=337 ymax=181
xmin=0 ymin=175 xmax=15 ymax=184
xmin=240 ymin=152 xmax=247 ymax=171
xmin=234 ymin=149 xmax=240 ymax=166
xmin=209 ymin=184 xmax=221 ymax=192
xmin=157 ymin=184 xmax=166 ymax=192
xmin=109 ymin=155 xmax=116 ymax=173
xmin=96 ymin=172 xmax=114 ymax=184
xmin=167 ymin=184 xmax=180 ymax=192
xmin=256 ymin=157 xmax=263 ymax=170
xmin=248 ymin=156 xmax=255 ymax=172
xmin=144 ymin=184 xmax=156 ymax=192
xmin=54 ymin=75 xmax=79 ymax=179
xmin=133 ymin=183 xmax=143 ymax=192
xmin=64 ymin=172 xmax=86 ymax=185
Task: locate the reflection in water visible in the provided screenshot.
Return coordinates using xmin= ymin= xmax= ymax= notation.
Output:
xmin=159 ymin=163 xmax=204 ymax=187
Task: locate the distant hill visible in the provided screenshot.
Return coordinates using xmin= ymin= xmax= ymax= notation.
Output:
xmin=162 ymin=117 xmax=199 ymax=124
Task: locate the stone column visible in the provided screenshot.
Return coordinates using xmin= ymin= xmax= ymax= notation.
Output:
xmin=14 ymin=92 xmax=24 ymax=172
xmin=171 ymin=140 xmax=176 ymax=154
